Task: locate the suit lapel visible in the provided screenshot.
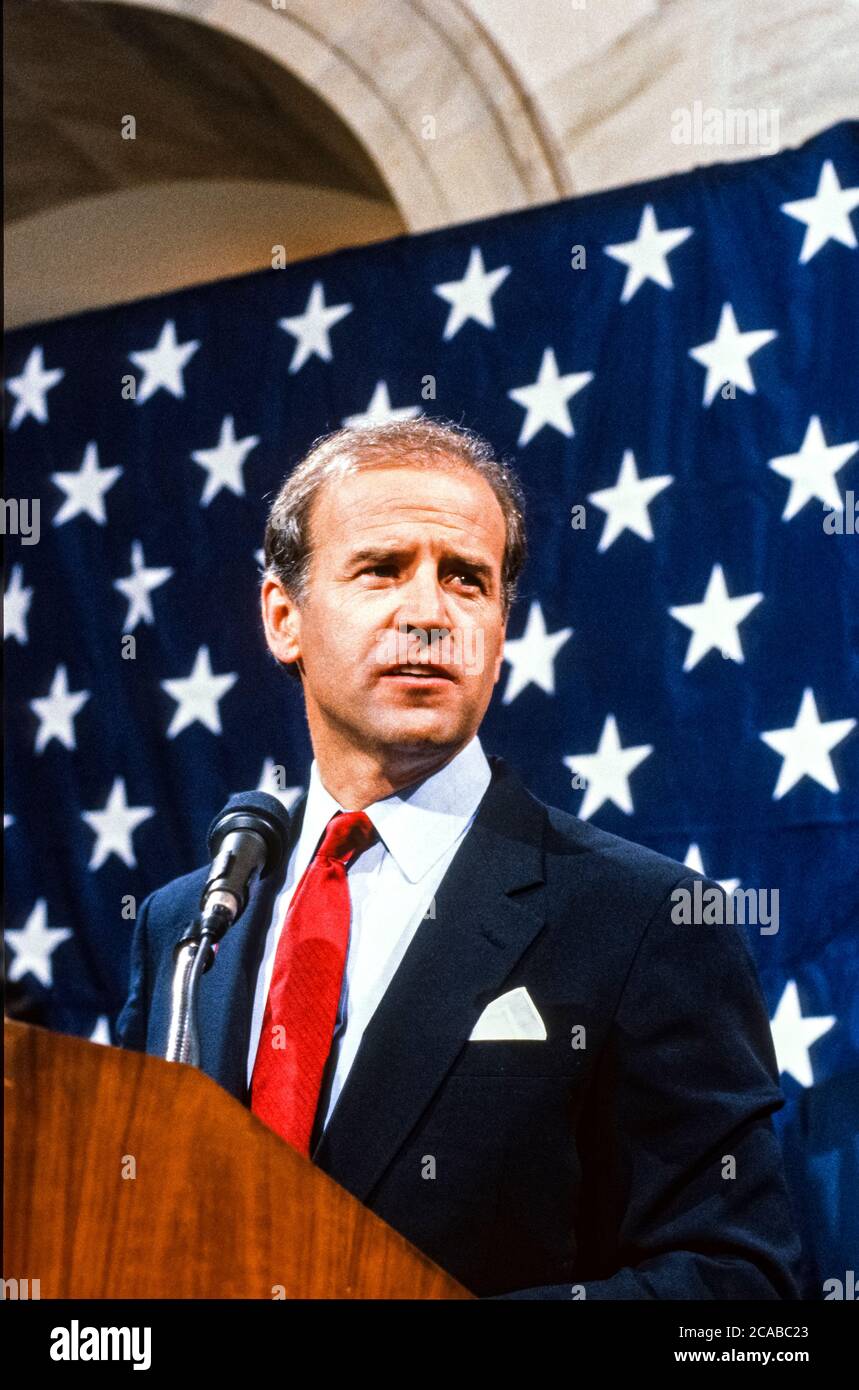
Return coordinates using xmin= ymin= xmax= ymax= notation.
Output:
xmin=312 ymin=758 xmax=547 ymax=1201
xmin=194 ymin=791 xmax=309 ymax=1102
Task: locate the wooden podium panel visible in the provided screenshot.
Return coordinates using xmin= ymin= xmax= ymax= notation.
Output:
xmin=3 ymin=1021 xmax=471 ymax=1299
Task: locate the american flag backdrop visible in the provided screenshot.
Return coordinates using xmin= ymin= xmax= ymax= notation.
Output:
xmin=4 ymin=121 xmax=858 ymax=1297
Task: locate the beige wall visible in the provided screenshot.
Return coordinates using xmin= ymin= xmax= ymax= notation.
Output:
xmin=6 ymin=180 xmax=403 ymax=328
xmin=6 ymin=0 xmax=858 ymax=328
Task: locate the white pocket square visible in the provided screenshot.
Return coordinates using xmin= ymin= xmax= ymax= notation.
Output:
xmin=468 ymin=986 xmax=547 ymax=1041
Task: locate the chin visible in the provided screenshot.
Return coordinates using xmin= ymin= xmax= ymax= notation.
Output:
xmin=368 ymin=709 xmax=466 ymax=751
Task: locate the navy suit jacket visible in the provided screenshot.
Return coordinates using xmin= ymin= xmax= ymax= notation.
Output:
xmin=116 ymin=755 xmax=803 ymax=1299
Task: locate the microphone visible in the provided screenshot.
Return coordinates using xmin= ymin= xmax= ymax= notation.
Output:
xmin=165 ymin=790 xmax=293 ymax=1067
xmin=199 ymin=790 xmax=292 ymax=942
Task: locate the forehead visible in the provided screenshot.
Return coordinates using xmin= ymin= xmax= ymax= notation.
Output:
xmin=309 ymin=460 xmax=507 ymax=556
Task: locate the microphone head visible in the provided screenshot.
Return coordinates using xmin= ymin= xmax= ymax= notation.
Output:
xmin=205 ymin=790 xmax=293 ymax=877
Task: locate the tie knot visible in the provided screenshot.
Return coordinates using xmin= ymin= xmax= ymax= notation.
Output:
xmin=316 ymin=810 xmax=378 ymax=866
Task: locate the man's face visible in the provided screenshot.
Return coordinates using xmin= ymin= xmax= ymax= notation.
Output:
xmin=262 ymin=460 xmax=509 ymax=767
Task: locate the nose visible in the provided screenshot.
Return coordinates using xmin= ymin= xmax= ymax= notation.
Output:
xmin=392 ymin=560 xmax=451 ymax=640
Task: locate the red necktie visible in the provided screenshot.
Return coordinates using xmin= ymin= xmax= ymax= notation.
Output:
xmin=250 ymin=810 xmax=378 ymax=1155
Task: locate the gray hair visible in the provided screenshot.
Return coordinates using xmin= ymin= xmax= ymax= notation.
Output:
xmin=263 ymin=418 xmax=527 ymax=624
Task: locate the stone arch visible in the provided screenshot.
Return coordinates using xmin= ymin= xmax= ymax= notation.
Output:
xmin=80 ymin=0 xmax=566 ymax=230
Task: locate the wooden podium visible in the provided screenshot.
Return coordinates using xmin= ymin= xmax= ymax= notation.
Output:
xmin=3 ymin=1020 xmax=471 ymax=1299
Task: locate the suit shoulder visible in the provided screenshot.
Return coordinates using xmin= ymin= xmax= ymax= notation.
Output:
xmin=541 ymin=798 xmax=695 ymax=898
xmin=535 ymin=799 xmax=717 ymax=964
xmin=488 ymin=756 xmax=695 ymax=899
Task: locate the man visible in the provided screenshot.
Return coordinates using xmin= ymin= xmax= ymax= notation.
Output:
xmin=117 ymin=417 xmax=803 ymax=1299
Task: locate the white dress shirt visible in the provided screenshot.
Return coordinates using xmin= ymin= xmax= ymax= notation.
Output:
xmin=246 ymin=735 xmax=492 ymax=1132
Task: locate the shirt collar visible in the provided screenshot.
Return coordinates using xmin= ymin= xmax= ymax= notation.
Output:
xmin=297 ymin=735 xmax=492 ymax=885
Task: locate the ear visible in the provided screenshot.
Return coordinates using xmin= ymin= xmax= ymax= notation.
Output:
xmin=261 ymin=576 xmax=302 ymax=669
xmin=492 ymin=613 xmax=508 ymax=684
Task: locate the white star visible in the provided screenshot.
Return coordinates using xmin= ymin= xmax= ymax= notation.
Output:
xmin=82 ymin=777 xmax=155 ymax=870
xmin=129 ymin=319 xmax=200 ymax=404
xmin=508 ymin=347 xmax=594 ymax=447
xmin=669 ymin=564 xmax=763 ymax=672
xmin=502 ymin=601 xmax=573 ymax=703
xmin=113 ymin=541 xmax=174 ymax=631
xmin=258 ymin=758 xmax=305 ymax=812
xmin=278 ymin=281 xmax=352 ymax=373
xmin=30 ymin=665 xmax=91 ymax=753
xmin=52 ymin=441 xmax=121 ymax=526
xmin=564 ymin=715 xmax=653 ymax=821
xmin=433 ymin=245 xmax=511 ymax=339
xmin=603 ymin=203 xmax=693 ymax=303
xmin=588 ymin=449 xmax=673 ymax=552
xmin=342 ymin=381 xmax=421 ymax=429
xmin=5 ymin=814 xmax=16 ymax=830
xmin=90 ymin=1016 xmax=112 ymax=1046
xmin=191 ymin=415 xmax=260 ymax=505
xmin=689 ymin=303 xmax=777 ymax=407
xmin=760 ymin=688 xmax=855 ymax=800
xmin=5 ymin=899 xmax=72 ymax=988
xmin=5 ymin=345 xmax=65 ymax=429
xmin=4 ymin=564 xmax=33 ymax=644
xmin=769 ymin=980 xmax=835 ymax=1087
xmin=161 ymin=646 xmax=238 ymax=738
xmin=683 ymin=844 xmax=740 ymax=896
xmin=781 ymin=160 xmax=859 ymax=263
xmin=768 ymin=416 xmax=858 ymax=521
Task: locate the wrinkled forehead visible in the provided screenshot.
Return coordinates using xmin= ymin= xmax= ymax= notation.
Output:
xmin=308 ymin=458 xmax=507 ymax=557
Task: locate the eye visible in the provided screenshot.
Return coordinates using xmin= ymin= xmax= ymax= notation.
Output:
xmin=362 ymin=563 xmax=397 ymax=578
xmin=448 ymin=569 xmax=483 ymax=591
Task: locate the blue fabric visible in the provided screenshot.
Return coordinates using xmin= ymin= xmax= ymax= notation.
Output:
xmin=5 ymin=121 xmax=857 ymax=1297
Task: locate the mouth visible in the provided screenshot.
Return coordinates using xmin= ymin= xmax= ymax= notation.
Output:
xmin=380 ymin=664 xmax=457 ymax=683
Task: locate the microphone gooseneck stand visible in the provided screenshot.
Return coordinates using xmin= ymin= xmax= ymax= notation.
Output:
xmin=165 ymin=902 xmax=233 ymax=1066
